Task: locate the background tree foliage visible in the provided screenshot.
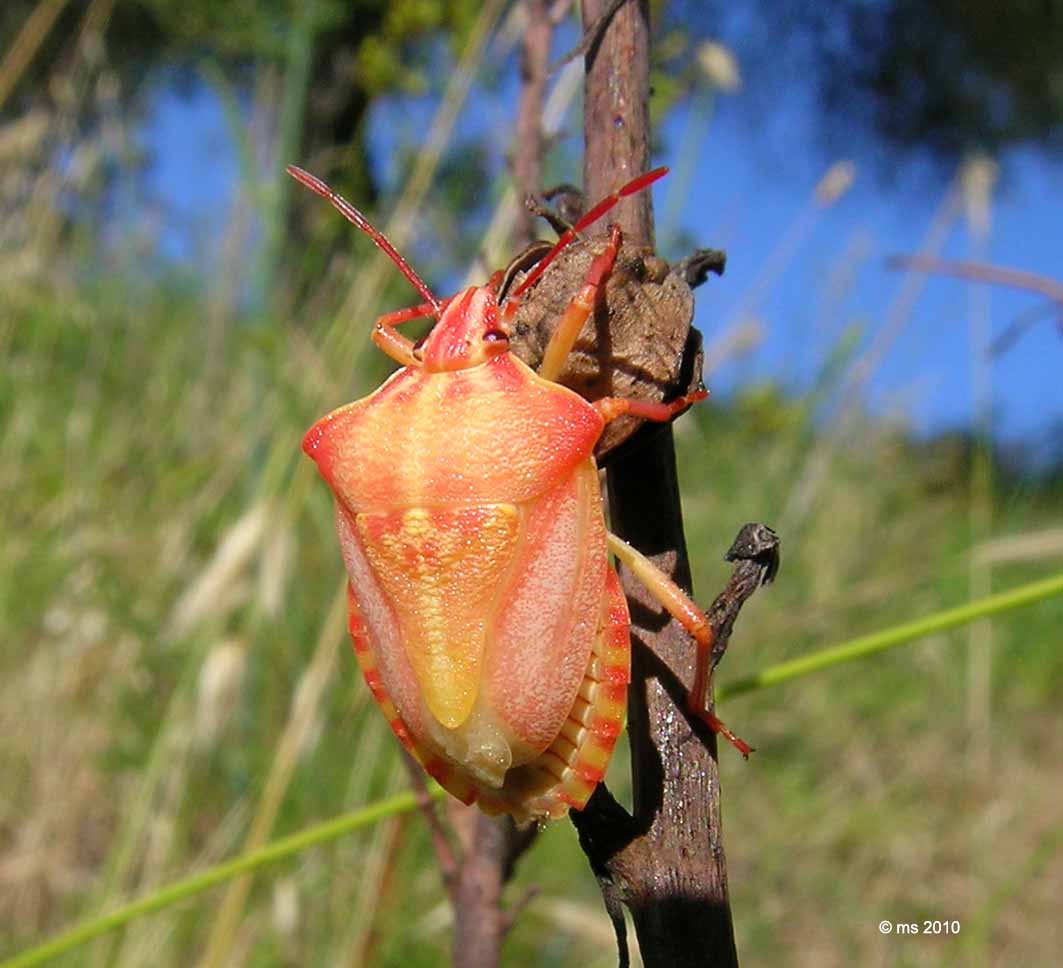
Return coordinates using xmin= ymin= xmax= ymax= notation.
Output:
xmin=725 ymin=0 xmax=1063 ymax=160
xmin=4 ymin=0 xmax=1062 ymax=269
xmin=1 ymin=0 xmax=479 ymax=205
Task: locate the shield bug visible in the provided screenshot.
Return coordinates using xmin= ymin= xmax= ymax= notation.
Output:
xmin=291 ymin=165 xmax=750 ymax=822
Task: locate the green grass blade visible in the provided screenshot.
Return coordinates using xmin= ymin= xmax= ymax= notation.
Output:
xmin=718 ymin=572 xmax=1063 ymax=701
xmin=1 ymin=789 xmax=443 ymax=968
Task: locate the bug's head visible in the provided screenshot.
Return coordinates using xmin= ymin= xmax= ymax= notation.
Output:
xmin=418 ymin=285 xmax=510 ymax=372
xmin=286 ymin=165 xmax=513 ymax=374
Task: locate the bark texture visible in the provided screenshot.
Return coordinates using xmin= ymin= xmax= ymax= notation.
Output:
xmin=575 ymin=2 xmax=742 ymax=964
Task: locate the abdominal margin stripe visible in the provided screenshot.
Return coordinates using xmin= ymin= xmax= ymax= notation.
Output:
xmin=523 ymin=575 xmax=631 ymax=816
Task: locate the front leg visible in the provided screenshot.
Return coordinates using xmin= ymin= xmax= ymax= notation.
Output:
xmin=371 ymin=302 xmax=439 ymax=367
xmin=534 ymin=224 xmax=624 ymax=382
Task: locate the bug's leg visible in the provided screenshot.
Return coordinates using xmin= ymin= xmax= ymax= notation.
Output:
xmin=605 ymin=531 xmax=753 ymax=758
xmin=505 ymin=224 xmax=624 ymax=382
xmin=371 ymin=301 xmax=438 ymax=367
xmin=539 ymin=224 xmax=621 ymax=382
xmin=594 ymin=389 xmax=708 ymax=424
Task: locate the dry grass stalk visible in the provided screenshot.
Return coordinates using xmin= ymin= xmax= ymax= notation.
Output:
xmin=0 ymin=0 xmax=72 ymax=111
xmin=974 ymin=527 xmax=1063 ymax=566
xmin=169 ymin=502 xmax=271 ymax=637
xmin=194 ymin=639 xmax=248 ymax=747
xmin=197 ymin=583 xmax=347 ymax=968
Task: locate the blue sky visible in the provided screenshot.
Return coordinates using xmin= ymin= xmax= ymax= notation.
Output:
xmin=140 ymin=37 xmax=1063 ymax=459
xmin=676 ymin=107 xmax=1063 ymax=451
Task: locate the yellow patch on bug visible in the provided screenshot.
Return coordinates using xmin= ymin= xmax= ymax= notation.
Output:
xmin=356 ymin=504 xmax=520 ymax=730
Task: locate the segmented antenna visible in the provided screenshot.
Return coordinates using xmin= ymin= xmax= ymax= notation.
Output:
xmin=286 ymin=165 xmax=441 ymax=314
xmin=509 ymin=166 xmax=669 ymax=301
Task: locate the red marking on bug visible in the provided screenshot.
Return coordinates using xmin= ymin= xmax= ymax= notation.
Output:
xmin=486 ymin=352 xmax=525 ymax=391
xmin=424 ymin=758 xmax=447 ymax=780
xmin=589 ymin=731 xmax=617 ymax=755
xmin=575 ymin=763 xmax=605 ymax=785
xmin=302 ymin=422 xmax=327 ymax=458
xmin=443 ymin=375 xmax=475 ymax=403
xmin=363 ymin=668 xmax=386 ymax=700
xmin=602 ymin=681 xmax=628 ymax=703
xmin=390 ymin=718 xmax=413 ymax=747
xmin=590 ymin=718 xmax=621 ymax=741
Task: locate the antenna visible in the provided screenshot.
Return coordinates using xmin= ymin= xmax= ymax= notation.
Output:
xmin=509 ymin=166 xmax=669 ymax=301
xmin=287 ymin=166 xmax=441 ymax=314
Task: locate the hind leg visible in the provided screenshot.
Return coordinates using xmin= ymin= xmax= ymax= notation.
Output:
xmin=605 ymin=533 xmax=753 ymax=757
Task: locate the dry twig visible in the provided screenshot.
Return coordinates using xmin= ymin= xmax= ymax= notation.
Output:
xmin=889 ymin=254 xmax=1063 ymax=353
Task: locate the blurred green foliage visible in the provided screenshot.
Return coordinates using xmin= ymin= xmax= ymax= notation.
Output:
xmin=0 ymin=0 xmax=480 ymax=228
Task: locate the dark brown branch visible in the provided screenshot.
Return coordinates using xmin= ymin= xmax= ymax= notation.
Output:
xmin=500 ymin=884 xmax=542 ymax=934
xmin=570 ymin=784 xmax=638 ymax=968
xmin=673 ymin=248 xmax=728 ymax=290
xmin=448 ymin=812 xmax=538 ymax=968
xmin=578 ymin=2 xmax=747 ymax=965
xmin=403 ymin=755 xmax=536 ymax=968
xmin=551 ymin=0 xmax=627 ymax=72
xmin=582 ymin=0 xmax=652 ymax=245
xmin=525 ymin=192 xmax=579 ymax=237
xmin=570 ymin=524 xmax=777 ymax=964
xmin=451 ymin=813 xmax=505 ymax=966
xmin=709 ymin=524 xmax=780 ymax=678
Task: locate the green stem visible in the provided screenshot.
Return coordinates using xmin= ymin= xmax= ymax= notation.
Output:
xmin=718 ymin=572 xmax=1063 ymax=701
xmin=1 ymin=790 xmax=442 ymax=968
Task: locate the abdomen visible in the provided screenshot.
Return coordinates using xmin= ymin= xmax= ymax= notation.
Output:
xmin=336 ymin=459 xmax=606 ymax=790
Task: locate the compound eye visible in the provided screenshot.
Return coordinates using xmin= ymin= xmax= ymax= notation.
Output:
xmin=482 ymin=328 xmax=509 ymax=345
